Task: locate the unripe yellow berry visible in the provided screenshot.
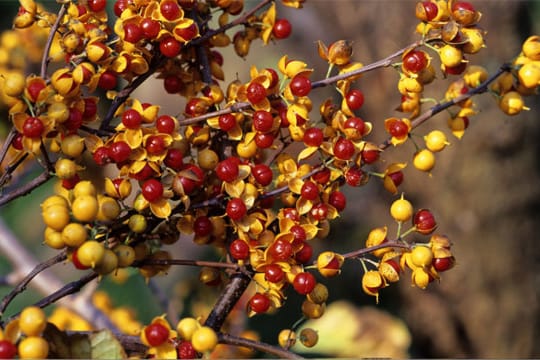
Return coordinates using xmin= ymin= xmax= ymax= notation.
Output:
xmin=94 ymin=249 xmax=119 ymax=275
xmin=96 ymin=195 xmax=121 ymax=222
xmin=439 ymin=44 xmax=463 ymax=68
xmin=522 ymin=35 xmax=540 ymax=61
xmin=176 ymin=317 xmax=201 ymax=341
xmin=191 ymin=326 xmax=218 ymax=353
xmin=55 ymin=158 xmax=81 ymax=179
xmin=18 ymin=336 xmax=49 ymax=359
xmin=128 ymin=214 xmax=147 ymax=233
xmin=42 ymin=204 xmax=70 ymax=231
xmin=3 ymin=71 xmax=26 ymax=97
xmin=44 ymin=227 xmax=65 ymax=249
xmin=518 ymin=62 xmax=540 ymax=89
xmin=113 ymin=244 xmax=136 ymax=268
xmin=499 ymin=91 xmax=529 ymax=116
xmin=278 ymin=329 xmax=296 ymax=348
xmin=390 ymin=194 xmax=413 ymax=222
xmin=73 ymin=180 xmax=97 ymax=198
xmin=71 ymin=195 xmax=99 ymax=222
xmin=413 ymin=149 xmax=435 ymax=172
xmin=61 ymin=222 xmax=88 ymax=247
xmin=76 ymin=240 xmax=105 ymax=268
xmin=424 ymin=130 xmax=449 ymax=152
xmin=61 ymin=134 xmax=85 ymax=158
xmin=411 ymin=246 xmax=434 ymax=268
xmin=19 ymin=306 xmax=47 ymax=336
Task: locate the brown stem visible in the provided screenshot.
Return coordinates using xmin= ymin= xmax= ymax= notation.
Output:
xmin=0 ymin=128 xmax=17 ymax=166
xmin=133 ymin=258 xmax=239 ymax=271
xmin=341 ymin=241 xmax=411 ymax=259
xmin=219 ymin=332 xmax=304 ymax=359
xmin=40 ymin=3 xmax=67 ymax=79
xmin=0 ymin=170 xmax=52 ymax=208
xmin=0 ymin=250 xmax=67 ymax=318
xmin=204 ymin=270 xmax=253 ymax=331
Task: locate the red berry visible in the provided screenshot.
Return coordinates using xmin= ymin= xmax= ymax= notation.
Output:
xmin=175 ymin=23 xmax=198 ymax=41
xmin=216 ymin=158 xmax=239 ymax=182
xmin=114 ymin=0 xmax=128 ymax=17
xmin=303 ymin=127 xmax=324 ymax=147
xmin=246 ymin=82 xmax=267 ymax=104
xmin=343 ymin=117 xmax=365 ymax=134
xmin=230 ymin=239 xmax=250 ymax=260
xmin=252 ymin=110 xmax=274 ymax=133
xmin=184 ymin=98 xmax=207 ymax=117
xmin=413 ymin=209 xmax=437 ymax=234
xmin=88 ymin=0 xmax=107 ymax=12
xmin=333 ymin=137 xmax=355 ymax=160
xmin=26 ymin=78 xmax=46 ymax=102
xmin=145 ymin=135 xmax=166 ymax=155
xmin=268 ymin=238 xmax=293 ymax=261
xmin=295 ymin=242 xmax=313 ymax=264
xmin=22 ymin=116 xmax=44 ymax=138
xmin=293 ymin=272 xmax=316 ymax=295
xmin=82 ymin=97 xmax=98 ymax=119
xmin=388 ymin=119 xmax=409 ymax=138
xmin=145 ymin=322 xmax=170 ymax=347
xmin=11 ymin=132 xmax=24 ymax=150
xmin=108 ymin=141 xmax=131 ymax=163
xmin=0 ymin=340 xmax=17 ymax=359
xmin=218 ymin=113 xmax=236 ymax=131
xmin=160 ymin=0 xmax=181 ymax=21
xmin=289 ymin=75 xmax=311 ymax=97
xmin=141 ymin=178 xmax=163 ymax=202
xmin=452 ymin=1 xmax=475 ymax=13
xmin=345 ymin=89 xmax=365 ymax=110
xmin=254 ymin=132 xmax=274 ymax=149
xmin=175 ymin=164 xmax=204 ymax=194
xmin=249 ymin=293 xmax=271 ymax=313
xmin=361 ymin=149 xmax=379 ymax=164
xmin=344 ymin=167 xmax=363 ymax=186
xmin=272 ymin=18 xmax=292 ymax=39
xmin=421 ymin=1 xmax=439 ymax=21
xmin=432 ymin=257 xmax=455 ymax=272
xmin=403 ymin=49 xmax=429 ymax=73
xmin=266 ymin=68 xmax=279 ymax=88
xmin=226 ymin=198 xmax=247 ymax=221
xmin=310 ymin=203 xmax=328 ymax=221
xmin=140 ymin=17 xmax=160 ymax=39
xmin=164 ymin=148 xmax=183 ymax=170
xmin=93 ymin=146 xmax=111 ymax=166
xmin=163 ymin=75 xmax=183 ymax=94
xmin=123 ymin=23 xmax=143 ymax=43
xmin=312 ymin=168 xmax=331 ymax=185
xmin=62 ymin=174 xmax=80 ymax=190
xmin=388 ymin=170 xmax=404 ymax=188
xmin=264 ymin=264 xmax=285 ymax=283
xmin=290 ymin=224 xmax=307 ymax=243
xmin=160 ymin=36 xmax=181 ymax=58
xmin=193 ymin=216 xmax=213 ymax=237
xmin=122 ymin=109 xmax=142 ymax=129
xmin=156 ymin=115 xmax=177 ymax=134
xmin=300 ymin=180 xmax=319 ymax=201
xmin=177 ymin=341 xmax=197 ymax=359
xmin=252 ymin=163 xmax=273 ymax=186
xmin=98 ymin=70 xmax=118 ymax=90
xmin=328 ymin=190 xmax=346 ymax=212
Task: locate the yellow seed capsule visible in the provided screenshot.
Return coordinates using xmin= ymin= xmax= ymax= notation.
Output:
xmin=61 ymin=134 xmax=85 ymax=158
xmin=522 ymin=35 xmax=540 ymax=61
xmin=191 ymin=326 xmax=218 ymax=353
xmin=518 ymin=61 xmax=540 ymax=89
xmin=439 ymin=44 xmax=463 ymax=68
xmin=76 ymin=240 xmax=105 ymax=268
xmin=390 ymin=194 xmax=414 ymax=222
xmin=44 ymin=227 xmax=65 ymax=249
xmin=18 ymin=336 xmax=49 ymax=359
xmin=61 ymin=222 xmax=88 ymax=247
xmin=424 ymin=130 xmax=449 ymax=152
xmin=413 ymin=149 xmax=436 ymax=172
xmin=278 ymin=329 xmax=296 ymax=348
xmin=411 ymin=246 xmax=434 ymax=268
xmin=176 ymin=317 xmax=201 ymax=342
xmin=19 ymin=306 xmax=47 ymax=336
xmin=71 ymin=195 xmax=99 ymax=222
xmin=55 ymin=158 xmax=82 ymax=179
xmin=499 ymin=91 xmax=529 ymax=116
xmin=42 ymin=204 xmax=70 ymax=231
xmin=411 ymin=267 xmax=431 ymax=289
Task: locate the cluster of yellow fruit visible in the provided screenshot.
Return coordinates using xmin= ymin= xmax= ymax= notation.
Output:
xmin=0 ymin=307 xmax=49 ymax=359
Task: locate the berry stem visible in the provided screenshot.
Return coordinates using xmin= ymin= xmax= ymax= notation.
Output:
xmin=218 ymin=332 xmax=304 ymax=359
xmin=40 ymin=3 xmax=67 ymax=79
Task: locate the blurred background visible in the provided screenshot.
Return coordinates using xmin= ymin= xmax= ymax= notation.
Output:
xmin=1 ymin=0 xmax=539 ymax=358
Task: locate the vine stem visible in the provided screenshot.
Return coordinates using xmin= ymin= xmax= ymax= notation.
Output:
xmin=219 ymin=332 xmax=304 ymax=359
xmin=40 ymin=3 xmax=67 ymax=79
xmin=341 ymin=241 xmax=411 ymax=260
xmin=133 ymin=258 xmax=240 ymax=271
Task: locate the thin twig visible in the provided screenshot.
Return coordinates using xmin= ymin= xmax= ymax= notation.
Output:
xmin=219 ymin=332 xmax=304 ymax=359
xmin=133 ymin=258 xmax=239 ymax=270
xmin=0 ymin=170 xmax=52 ymax=207
xmin=40 ymin=3 xmax=68 ymax=79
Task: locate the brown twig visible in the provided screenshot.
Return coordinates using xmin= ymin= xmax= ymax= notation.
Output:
xmin=341 ymin=241 xmax=411 ymax=260
xmin=40 ymin=3 xmax=67 ymax=79
xmin=219 ymin=332 xmax=304 ymax=359
xmin=133 ymin=258 xmax=239 ymax=271
xmin=0 ymin=170 xmax=52 ymax=207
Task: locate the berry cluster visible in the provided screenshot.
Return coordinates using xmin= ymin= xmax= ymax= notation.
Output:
xmin=0 ymin=0 xmax=538 ymax=358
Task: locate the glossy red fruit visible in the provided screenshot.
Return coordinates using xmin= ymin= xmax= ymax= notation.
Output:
xmin=163 ymin=75 xmax=183 ymax=94
xmin=413 ymin=209 xmax=437 ymax=234
xmin=289 ymin=75 xmax=311 ymax=97
xmin=344 ymin=117 xmax=365 ymax=134
xmin=164 ymin=148 xmax=183 ymax=170
xmin=344 ymin=166 xmax=364 ymax=186
xmin=293 ymin=272 xmax=316 ymax=295
xmin=345 ymin=89 xmax=365 ymax=110
xmin=141 ymin=17 xmax=160 ymax=39
xmin=388 ymin=119 xmax=409 ymax=138
xmin=420 ymin=1 xmax=438 ymax=21
xmin=122 ymin=109 xmax=142 ymax=129
xmin=88 ymin=0 xmax=107 ymax=12
xmin=160 ymin=36 xmax=181 ymax=58
xmin=361 ymin=149 xmax=379 ymax=164
xmin=403 ymin=49 xmax=429 ymax=73
xmin=141 ymin=178 xmax=163 ymax=202
xmin=145 ymin=135 xmax=166 ymax=155
xmin=303 ymin=127 xmax=324 ymax=147
xmin=11 ymin=132 xmax=24 ymax=150
xmin=114 ymin=0 xmax=128 ymax=16
xmin=216 ymin=158 xmax=239 ymax=182
xmin=226 ymin=198 xmax=247 ymax=221
xmin=300 ymin=180 xmax=319 ymax=201
xmin=388 ymin=170 xmax=404 ymax=188
xmin=156 ymin=115 xmax=176 ymax=134
xmin=246 ymin=82 xmax=266 ymax=104
xmin=65 ymin=108 xmax=83 ymax=132
xmin=295 ymin=242 xmax=313 ymax=264
xmin=93 ymin=146 xmax=110 ymax=166
xmin=108 ymin=141 xmax=131 ymax=163
xmin=249 ymin=293 xmax=271 ymax=313
xmin=26 ymin=78 xmax=46 ymax=102
xmin=175 ymin=164 xmax=204 ymax=194
xmin=123 ymin=23 xmax=143 ymax=43
xmin=22 ymin=117 xmax=44 ymax=138
xmin=268 ymin=238 xmax=293 ymax=261
xmin=333 ymin=137 xmax=355 ymax=160
xmin=145 ymin=322 xmax=170 ymax=347
xmin=193 ymin=216 xmax=213 ymax=237
xmin=254 ymin=132 xmax=274 ymax=149
xmin=0 ymin=340 xmax=17 ymax=359
xmin=272 ymin=18 xmax=292 ymax=39
xmin=252 ymin=110 xmax=274 ymax=133
xmin=290 ymin=224 xmax=307 ymax=243
xmin=312 ymin=168 xmax=330 ymax=185
xmin=177 ymin=341 xmax=197 ymax=359
xmin=328 ymin=190 xmax=346 ymax=212
xmin=310 ymin=203 xmax=328 ymax=221
xmin=230 ymin=239 xmax=249 ymax=260
xmin=432 ymin=256 xmax=455 ymax=272
xmin=160 ymin=0 xmax=181 ymax=21
xmin=175 ymin=23 xmax=198 ymax=41
xmin=218 ymin=113 xmax=236 ymax=131
xmin=264 ymin=264 xmax=285 ymax=283
xmin=252 ymin=163 xmax=273 ymax=186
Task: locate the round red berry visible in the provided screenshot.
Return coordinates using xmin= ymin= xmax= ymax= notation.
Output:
xmin=268 ymin=238 xmax=293 ymax=261
xmin=141 ymin=17 xmax=160 ymax=39
xmin=413 ymin=209 xmax=437 ymax=234
xmin=108 ymin=141 xmax=131 ymax=163
xmin=156 ymin=115 xmax=176 ymax=134
xmin=160 ymin=36 xmax=181 ymax=58
xmin=218 ymin=113 xmax=236 ymax=131
xmin=303 ymin=127 xmax=324 ymax=147
xmin=177 ymin=341 xmax=197 ymax=359
xmin=333 ymin=137 xmax=355 ymax=160
xmin=122 ymin=109 xmax=142 ymax=129
xmin=293 ymin=272 xmax=316 ymax=295
xmin=254 ymin=132 xmax=274 ymax=149
xmin=144 ymin=322 xmax=170 ymax=347
xmin=246 ymin=82 xmax=267 ymax=104
xmin=300 ymin=180 xmax=319 ymax=201
xmin=328 ymin=190 xmax=346 ymax=212
xmin=193 ymin=216 xmax=213 ymax=237
xmin=295 ymin=242 xmax=313 ymax=264
xmin=141 ymin=178 xmax=163 ymax=202
xmin=345 ymin=89 xmax=365 ymax=110
xmin=252 ymin=110 xmax=274 ymax=133
xmin=226 ymin=198 xmax=247 ymax=221
xmin=249 ymin=293 xmax=271 ymax=313
xmin=252 ymin=163 xmax=273 ymax=186
xmin=22 ymin=117 xmax=44 ymax=138
xmin=264 ymin=264 xmax=285 ymax=283
xmin=230 ymin=239 xmax=250 ymax=260
xmin=216 ymin=158 xmax=239 ymax=182
xmin=289 ymin=75 xmax=311 ymax=97
xmin=88 ymin=0 xmax=107 ymax=12
xmin=272 ymin=18 xmax=292 ymax=39
xmin=123 ymin=23 xmax=143 ymax=43
xmin=160 ymin=0 xmax=181 ymax=21
xmin=403 ymin=49 xmax=429 ymax=73
xmin=163 ymin=75 xmax=183 ymax=94
xmin=421 ymin=1 xmax=439 ymax=21
xmin=0 ymin=340 xmax=17 ymax=359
